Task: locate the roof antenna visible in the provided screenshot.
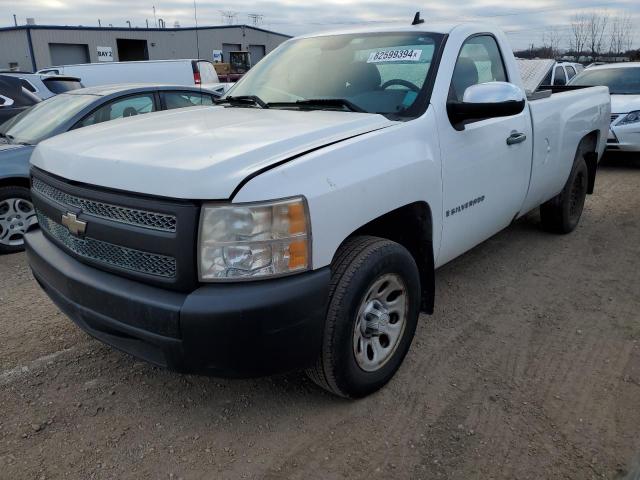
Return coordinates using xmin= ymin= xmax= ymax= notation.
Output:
xmin=412 ymin=11 xmax=425 ymax=26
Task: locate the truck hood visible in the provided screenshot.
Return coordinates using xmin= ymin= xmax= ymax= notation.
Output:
xmin=31 ymin=106 xmax=395 ymax=199
xmin=610 ymin=94 xmax=640 ymax=114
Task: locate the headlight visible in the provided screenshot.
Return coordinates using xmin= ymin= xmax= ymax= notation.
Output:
xmin=198 ymin=197 xmax=311 ymax=281
xmin=619 ymin=111 xmax=640 ymax=126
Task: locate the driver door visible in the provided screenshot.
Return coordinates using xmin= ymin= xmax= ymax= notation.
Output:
xmin=437 ymin=35 xmax=532 ymax=266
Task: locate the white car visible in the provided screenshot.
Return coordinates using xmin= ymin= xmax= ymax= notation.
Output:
xmin=571 ymin=62 xmax=640 ymax=152
xmin=26 ymin=21 xmax=609 ymax=398
xmin=38 ymin=59 xmax=231 ymax=97
xmin=0 ymin=72 xmax=83 ymax=99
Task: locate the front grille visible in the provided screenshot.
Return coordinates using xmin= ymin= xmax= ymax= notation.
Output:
xmin=611 ymin=114 xmax=620 ymax=124
xmin=37 ymin=211 xmax=177 ymax=278
xmin=32 ymin=177 xmax=177 ymax=232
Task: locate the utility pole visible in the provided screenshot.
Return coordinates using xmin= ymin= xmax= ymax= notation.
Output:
xmin=126 ymin=20 xmax=132 ymax=29
xmin=153 ymin=6 xmax=157 ymax=28
xmin=247 ymin=14 xmax=263 ymax=27
xmin=13 ymin=14 xmax=18 ymax=27
xmin=98 ymin=19 xmax=101 ymax=27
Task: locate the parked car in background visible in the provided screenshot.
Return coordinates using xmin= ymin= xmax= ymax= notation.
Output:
xmin=570 ymin=63 xmax=640 ymax=153
xmin=38 ymin=59 xmax=230 ymax=96
xmin=540 ymin=61 xmax=584 ymax=86
xmin=0 ymin=75 xmax=41 ymax=124
xmin=0 ymin=72 xmax=83 ymax=99
xmin=0 ymin=84 xmax=220 ymax=253
xmin=24 ymin=22 xmax=609 ymax=398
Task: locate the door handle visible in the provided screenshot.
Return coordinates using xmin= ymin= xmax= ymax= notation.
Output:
xmin=507 ymin=132 xmax=527 ymax=145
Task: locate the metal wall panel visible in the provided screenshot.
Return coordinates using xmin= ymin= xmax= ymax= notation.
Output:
xmin=0 ymin=30 xmax=32 ymax=71
xmin=7 ymin=26 xmax=290 ymax=70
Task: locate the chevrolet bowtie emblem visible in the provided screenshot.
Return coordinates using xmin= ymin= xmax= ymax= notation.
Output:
xmin=61 ymin=212 xmax=87 ymax=237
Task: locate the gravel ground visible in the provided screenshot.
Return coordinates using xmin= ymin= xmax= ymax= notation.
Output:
xmin=1 ymin=156 xmax=639 ymax=480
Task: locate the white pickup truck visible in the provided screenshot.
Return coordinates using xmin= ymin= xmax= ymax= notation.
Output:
xmin=25 ymin=21 xmax=610 ymax=398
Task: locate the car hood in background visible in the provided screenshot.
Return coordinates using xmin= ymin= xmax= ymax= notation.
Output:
xmin=611 ymin=94 xmax=640 ymax=115
xmin=31 ymin=106 xmax=395 ymax=199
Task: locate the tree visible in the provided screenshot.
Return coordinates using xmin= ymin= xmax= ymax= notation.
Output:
xmin=609 ymin=15 xmax=633 ymax=55
xmin=569 ymin=14 xmax=589 ymax=61
xmin=542 ymin=28 xmax=562 ymax=59
xmin=586 ymin=11 xmax=609 ymax=61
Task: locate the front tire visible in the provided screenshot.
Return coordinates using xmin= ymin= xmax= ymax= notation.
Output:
xmin=306 ymin=236 xmax=421 ymax=398
xmin=0 ymin=186 xmax=37 ymax=254
xmin=540 ymin=151 xmax=589 ymax=234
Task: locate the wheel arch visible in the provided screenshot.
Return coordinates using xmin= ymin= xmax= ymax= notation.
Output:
xmin=0 ymin=177 xmax=30 ymax=190
xmin=337 ymin=201 xmax=435 ymax=314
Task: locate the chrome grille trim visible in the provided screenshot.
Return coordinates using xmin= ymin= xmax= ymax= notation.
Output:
xmin=32 ymin=177 xmax=177 ymax=232
xmin=37 ymin=211 xmax=177 ymax=278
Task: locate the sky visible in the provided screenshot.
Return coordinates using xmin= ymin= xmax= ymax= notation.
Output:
xmin=1 ymin=0 xmax=639 ymax=51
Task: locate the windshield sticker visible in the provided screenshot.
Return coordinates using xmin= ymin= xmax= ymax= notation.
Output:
xmin=367 ymin=49 xmax=423 ymax=63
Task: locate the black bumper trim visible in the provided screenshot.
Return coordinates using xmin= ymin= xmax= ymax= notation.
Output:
xmin=26 ymin=229 xmax=330 ymax=377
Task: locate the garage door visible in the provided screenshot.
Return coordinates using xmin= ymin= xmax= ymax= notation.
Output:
xmin=49 ymin=43 xmax=90 ymax=66
xmin=222 ymin=43 xmax=241 ymax=64
xmin=249 ymin=45 xmax=266 ymax=66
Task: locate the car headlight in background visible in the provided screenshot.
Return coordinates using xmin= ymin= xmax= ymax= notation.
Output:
xmin=198 ymin=197 xmax=311 ymax=281
xmin=618 ymin=111 xmax=640 ymax=126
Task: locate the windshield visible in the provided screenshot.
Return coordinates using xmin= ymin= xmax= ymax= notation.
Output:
xmin=570 ymin=67 xmax=640 ymax=95
xmin=227 ymin=32 xmax=443 ymax=118
xmin=0 ymin=93 xmax=95 ymax=144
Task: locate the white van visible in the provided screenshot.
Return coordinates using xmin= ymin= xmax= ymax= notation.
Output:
xmin=37 ymin=59 xmax=230 ymax=96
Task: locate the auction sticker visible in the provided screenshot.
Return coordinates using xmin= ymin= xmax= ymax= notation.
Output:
xmin=367 ymin=49 xmax=423 ymax=63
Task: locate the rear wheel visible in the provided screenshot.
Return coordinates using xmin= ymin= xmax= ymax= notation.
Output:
xmin=306 ymin=236 xmax=421 ymax=398
xmin=540 ymin=151 xmax=589 ymax=234
xmin=0 ymin=186 xmax=37 ymax=254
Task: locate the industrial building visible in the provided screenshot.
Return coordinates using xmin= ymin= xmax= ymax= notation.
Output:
xmin=0 ymin=24 xmax=291 ymax=72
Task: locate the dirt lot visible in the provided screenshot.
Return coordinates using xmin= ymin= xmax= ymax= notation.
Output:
xmin=1 ymin=156 xmax=639 ymax=480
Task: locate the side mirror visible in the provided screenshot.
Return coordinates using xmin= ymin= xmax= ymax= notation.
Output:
xmin=447 ymin=82 xmax=526 ymax=131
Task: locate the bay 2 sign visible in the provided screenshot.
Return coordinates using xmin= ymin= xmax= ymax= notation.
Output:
xmin=97 ymin=46 xmax=114 ymax=62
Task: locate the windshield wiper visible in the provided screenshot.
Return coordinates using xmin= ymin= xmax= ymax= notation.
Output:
xmin=215 ymin=95 xmax=269 ymax=109
xmin=267 ymin=98 xmax=366 ymax=113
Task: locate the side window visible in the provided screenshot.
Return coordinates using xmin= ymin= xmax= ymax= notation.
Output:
xmin=450 ymin=35 xmax=507 ymax=102
xmin=554 ymin=67 xmax=567 ymax=86
xmin=164 ymin=91 xmax=214 ymax=110
xmin=566 ymin=66 xmax=577 ymax=80
xmin=76 ymin=94 xmax=155 ymax=128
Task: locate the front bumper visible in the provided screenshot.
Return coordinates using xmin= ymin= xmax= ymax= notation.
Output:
xmin=608 ymin=120 xmax=640 ymax=152
xmin=25 ymin=229 xmax=330 ymax=377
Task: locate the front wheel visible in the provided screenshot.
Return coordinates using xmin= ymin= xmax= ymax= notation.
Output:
xmin=0 ymin=186 xmax=37 ymax=254
xmin=306 ymin=236 xmax=421 ymax=398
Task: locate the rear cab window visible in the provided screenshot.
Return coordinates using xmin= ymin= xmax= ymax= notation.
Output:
xmin=553 ymin=67 xmax=567 ymax=86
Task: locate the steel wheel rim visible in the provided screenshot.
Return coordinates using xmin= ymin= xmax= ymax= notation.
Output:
xmin=352 ymin=273 xmax=408 ymax=372
xmin=0 ymin=197 xmax=36 ymax=247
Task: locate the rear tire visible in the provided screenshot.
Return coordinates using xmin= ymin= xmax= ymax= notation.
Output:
xmin=540 ymin=150 xmax=589 ymax=234
xmin=0 ymin=186 xmax=36 ymax=254
xmin=306 ymin=236 xmax=421 ymax=398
